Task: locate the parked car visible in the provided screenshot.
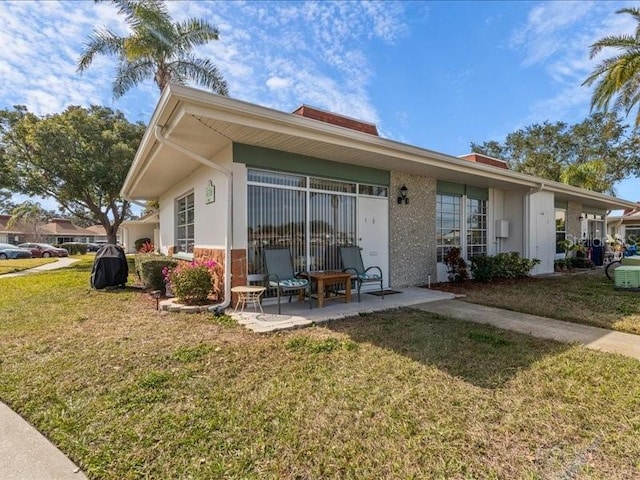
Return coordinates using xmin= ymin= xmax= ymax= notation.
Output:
xmin=87 ymin=242 xmax=104 ymax=252
xmin=0 ymin=243 xmax=33 ymax=259
xmin=18 ymin=243 xmax=69 ymax=258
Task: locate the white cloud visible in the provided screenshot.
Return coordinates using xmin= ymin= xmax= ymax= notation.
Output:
xmin=266 ymin=76 xmax=292 ymax=90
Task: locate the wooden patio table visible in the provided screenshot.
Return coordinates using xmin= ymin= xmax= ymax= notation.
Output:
xmin=299 ymin=271 xmax=352 ymax=308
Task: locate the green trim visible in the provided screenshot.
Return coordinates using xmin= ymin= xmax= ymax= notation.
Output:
xmin=465 ymin=185 xmax=488 ymax=201
xmin=437 ymin=181 xmax=488 ymax=200
xmin=554 ymin=200 xmax=568 ymax=209
xmin=582 ymin=206 xmax=606 ymax=216
xmin=436 ymin=181 xmax=464 ymax=196
xmin=233 ymin=143 xmax=389 ymax=186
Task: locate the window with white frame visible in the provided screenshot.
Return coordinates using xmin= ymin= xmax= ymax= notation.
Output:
xmin=437 ymin=191 xmax=487 ymax=262
xmin=175 ymin=191 xmax=194 ymax=253
xmin=467 ymin=197 xmax=487 ymax=258
xmin=436 ymin=194 xmax=462 ymax=262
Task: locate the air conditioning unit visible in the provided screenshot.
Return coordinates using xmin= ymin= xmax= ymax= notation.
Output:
xmin=495 ymin=220 xmax=509 ymax=238
xmin=614 ymin=266 xmax=640 ymax=290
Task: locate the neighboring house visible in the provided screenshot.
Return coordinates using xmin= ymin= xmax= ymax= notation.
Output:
xmin=118 ymin=211 xmax=159 ymax=253
xmin=0 ymin=214 xmax=27 ymax=244
xmin=38 ymin=218 xmax=97 ymax=244
xmin=607 ymin=203 xmax=640 ymax=245
xmin=0 ymin=216 xmax=98 ymax=245
xmin=120 ymin=84 xmax=637 ymax=304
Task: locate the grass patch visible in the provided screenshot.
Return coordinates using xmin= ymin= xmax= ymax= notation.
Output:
xmin=0 ymin=266 xmax=639 ymax=478
xmin=0 ymin=258 xmax=57 ymax=275
xmin=434 ymin=270 xmax=640 ymax=335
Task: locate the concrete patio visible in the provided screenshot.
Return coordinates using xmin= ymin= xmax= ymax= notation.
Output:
xmin=229 ymin=287 xmax=457 ymax=333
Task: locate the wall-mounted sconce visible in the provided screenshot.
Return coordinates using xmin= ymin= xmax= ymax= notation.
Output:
xmin=578 ymin=214 xmax=585 ymax=221
xmin=397 ymin=184 xmax=409 ymax=205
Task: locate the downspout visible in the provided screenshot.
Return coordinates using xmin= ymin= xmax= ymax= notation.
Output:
xmin=153 ymin=126 xmax=233 ymax=311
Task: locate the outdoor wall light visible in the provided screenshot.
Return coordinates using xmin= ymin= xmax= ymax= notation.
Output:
xmin=397 ymin=184 xmax=409 ymax=205
xmin=579 ymin=214 xmax=585 ymax=221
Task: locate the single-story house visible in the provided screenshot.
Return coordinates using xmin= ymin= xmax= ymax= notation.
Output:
xmin=0 ymin=214 xmax=25 ymax=244
xmin=118 ymin=211 xmax=160 ymax=253
xmin=0 ymin=216 xmax=97 ymax=245
xmin=120 ymin=84 xmax=637 ymax=306
xmin=607 ymin=203 xmax=640 ymax=244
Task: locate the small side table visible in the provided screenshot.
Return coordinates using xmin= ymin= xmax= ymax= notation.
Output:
xmin=231 ymin=285 xmax=267 ymax=314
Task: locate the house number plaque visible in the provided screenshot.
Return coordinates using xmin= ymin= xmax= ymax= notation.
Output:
xmin=205 ymin=180 xmax=215 ymax=204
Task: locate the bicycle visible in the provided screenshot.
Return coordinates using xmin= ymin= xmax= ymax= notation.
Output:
xmin=605 ymin=244 xmax=638 ymax=280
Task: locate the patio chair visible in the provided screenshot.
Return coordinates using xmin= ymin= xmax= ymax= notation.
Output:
xmin=263 ymin=248 xmax=312 ymax=314
xmin=339 ymin=245 xmax=384 ymax=302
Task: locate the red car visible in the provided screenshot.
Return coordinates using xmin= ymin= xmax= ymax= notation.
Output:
xmin=18 ymin=243 xmax=69 ymax=258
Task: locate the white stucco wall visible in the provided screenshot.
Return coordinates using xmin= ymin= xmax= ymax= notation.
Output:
xmin=231 ymin=162 xmax=248 ymax=250
xmin=527 ymin=190 xmax=555 ymax=275
xmin=121 ymin=223 xmax=156 ymax=253
xmin=158 ymin=144 xmax=233 ymax=255
xmin=488 ymin=188 xmax=504 ymax=255
xmin=502 ymin=190 xmax=525 ymax=254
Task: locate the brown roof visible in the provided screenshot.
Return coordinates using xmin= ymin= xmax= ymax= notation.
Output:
xmin=86 ymin=224 xmax=107 ymax=235
xmin=39 ymin=218 xmax=96 ymax=236
xmin=0 ymin=214 xmax=26 ymax=234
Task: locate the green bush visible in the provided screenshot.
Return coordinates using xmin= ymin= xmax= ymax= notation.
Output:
xmin=60 ymin=242 xmax=88 ymax=255
xmin=165 ymin=261 xmax=217 ymax=305
xmin=134 ymin=237 xmax=152 ymax=251
xmin=470 ymin=252 xmax=540 ymax=282
xmin=568 ymin=256 xmax=595 ymax=269
xmin=468 ymin=254 xmax=495 ymax=283
xmin=135 ymin=254 xmax=178 ymax=291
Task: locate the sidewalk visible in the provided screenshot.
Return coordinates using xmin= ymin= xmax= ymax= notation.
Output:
xmin=414 ymin=299 xmax=640 ymax=361
xmin=0 ymin=257 xmax=79 ymax=279
xmin=0 ymin=402 xmax=87 ymax=479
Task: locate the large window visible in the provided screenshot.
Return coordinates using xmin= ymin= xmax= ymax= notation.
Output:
xmin=467 ymin=198 xmax=487 ymax=258
xmin=436 ymin=194 xmax=462 ymax=262
xmin=247 ymin=169 xmax=384 ymax=275
xmin=555 ymin=209 xmax=566 ymax=254
xmin=436 ymin=194 xmax=487 ymax=262
xmin=175 ymin=191 xmax=194 ymax=253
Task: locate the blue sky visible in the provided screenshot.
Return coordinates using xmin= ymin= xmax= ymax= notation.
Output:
xmin=2 ymin=0 xmax=639 ymax=211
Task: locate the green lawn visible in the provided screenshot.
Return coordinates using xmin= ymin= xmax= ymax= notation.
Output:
xmin=434 ymin=270 xmax=640 ymax=335
xmin=0 ymin=263 xmax=639 ymax=478
xmin=0 ymin=257 xmax=57 ymax=275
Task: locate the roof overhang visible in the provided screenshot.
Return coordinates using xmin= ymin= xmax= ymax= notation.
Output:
xmin=121 ymin=84 xmax=637 ymax=212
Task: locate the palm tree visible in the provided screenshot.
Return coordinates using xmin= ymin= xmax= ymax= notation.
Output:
xmin=583 ymin=8 xmax=640 ymax=126
xmin=78 ymin=0 xmax=228 ymax=98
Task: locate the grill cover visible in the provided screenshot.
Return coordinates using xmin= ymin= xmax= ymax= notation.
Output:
xmin=90 ymin=244 xmax=128 ymax=289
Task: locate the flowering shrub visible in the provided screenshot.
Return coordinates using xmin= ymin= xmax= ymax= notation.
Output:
xmin=162 ymin=260 xmax=218 ymax=305
xmin=139 ymin=241 xmax=155 ymax=253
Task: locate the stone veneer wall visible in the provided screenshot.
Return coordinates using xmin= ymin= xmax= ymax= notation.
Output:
xmin=389 ymin=172 xmax=437 ymax=287
xmin=191 ymin=247 xmax=226 ymax=301
xmin=567 ymin=201 xmax=582 ymax=243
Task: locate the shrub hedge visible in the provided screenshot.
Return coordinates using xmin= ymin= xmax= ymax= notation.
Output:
xmin=59 ymin=242 xmax=88 ymax=255
xmin=134 ymin=237 xmax=152 ymax=251
xmin=470 ymin=252 xmax=540 ymax=283
xmin=135 ymin=254 xmax=178 ymax=291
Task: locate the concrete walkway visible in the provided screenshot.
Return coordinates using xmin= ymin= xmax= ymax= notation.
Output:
xmin=0 ymin=257 xmax=79 ymax=279
xmin=0 ymin=402 xmax=86 ymax=479
xmin=415 ymin=299 xmax=640 ymax=361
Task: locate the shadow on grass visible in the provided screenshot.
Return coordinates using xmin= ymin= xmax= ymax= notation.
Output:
xmin=326 ymin=308 xmax=569 ymax=390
